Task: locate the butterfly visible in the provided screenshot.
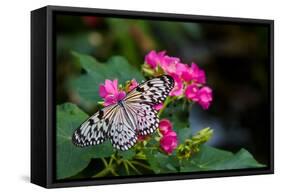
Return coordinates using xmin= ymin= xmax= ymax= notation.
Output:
xmin=72 ymin=75 xmax=174 ymax=151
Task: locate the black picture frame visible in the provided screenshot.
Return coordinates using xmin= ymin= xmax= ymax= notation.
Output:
xmin=31 ymin=5 xmax=274 ymax=188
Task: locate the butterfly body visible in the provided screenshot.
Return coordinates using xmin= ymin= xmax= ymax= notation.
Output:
xmin=72 ymin=75 xmax=174 ymax=150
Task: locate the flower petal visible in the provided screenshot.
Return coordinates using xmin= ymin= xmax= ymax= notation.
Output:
xmin=113 ymin=79 xmax=119 ymax=92
xmin=197 ymin=86 xmax=213 ymax=109
xmin=159 ymin=119 xmax=173 ymax=135
xmin=104 ymin=95 xmax=117 ymax=106
xmin=169 ymin=74 xmax=183 ymax=96
xmin=160 ymin=130 xmax=178 ymax=154
xmin=153 ymin=103 xmax=163 ymax=111
xmin=104 ymin=79 xmax=116 ymax=94
xmin=99 ymin=84 xmax=107 ymax=98
xmin=117 ymin=91 xmax=126 ymax=101
xmin=185 ymin=84 xmax=199 ymax=101
xmin=128 ymin=79 xmax=138 ymax=92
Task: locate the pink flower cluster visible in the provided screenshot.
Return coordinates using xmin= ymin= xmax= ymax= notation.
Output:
xmin=159 ymin=119 xmax=178 ymax=154
xmin=145 ymin=50 xmax=213 ymax=110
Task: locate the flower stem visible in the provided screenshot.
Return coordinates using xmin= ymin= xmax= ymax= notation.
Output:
xmin=123 ymin=161 xmax=130 ymax=175
xmin=108 ymin=155 xmax=115 ymax=166
xmin=130 ymin=161 xmax=152 ymax=170
xmin=101 ymin=157 xmax=108 ymax=168
xmin=93 ymin=167 xmax=111 ymax=178
xmin=93 ymin=154 xmax=119 ymax=178
xmin=125 ymin=160 xmax=142 ymax=174
xmin=110 ymin=169 xmax=119 ymax=176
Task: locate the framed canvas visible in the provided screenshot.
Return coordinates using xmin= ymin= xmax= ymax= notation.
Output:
xmin=31 ymin=5 xmax=274 ymax=188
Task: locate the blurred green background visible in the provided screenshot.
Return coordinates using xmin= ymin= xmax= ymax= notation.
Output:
xmin=55 ymin=14 xmax=270 ymax=166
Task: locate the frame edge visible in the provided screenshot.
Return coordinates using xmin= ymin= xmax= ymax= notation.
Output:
xmin=30 ymin=6 xmax=48 ymax=188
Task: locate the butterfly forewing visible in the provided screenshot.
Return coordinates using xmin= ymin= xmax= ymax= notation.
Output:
xmin=72 ymin=104 xmax=117 ymax=147
xmin=124 ymin=75 xmax=174 ymax=105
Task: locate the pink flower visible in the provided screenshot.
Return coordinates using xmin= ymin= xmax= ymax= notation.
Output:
xmin=99 ymin=79 xmax=126 ymax=106
xmin=160 ymin=130 xmax=178 ymax=154
xmin=144 ymin=50 xmax=166 ymax=69
xmin=159 ymin=57 xmax=182 ymax=76
xmin=160 ymin=56 xmax=180 ymax=72
xmin=159 ymin=119 xmax=178 ymax=154
xmin=159 ymin=119 xmax=173 ymax=135
xmin=182 ymin=63 xmax=206 ymax=84
xmin=197 ymin=86 xmax=213 ymax=110
xmin=185 ymin=85 xmax=213 ymax=109
xmin=185 ymin=84 xmax=200 ymax=101
xmin=127 ymin=79 xmax=138 ymax=92
xmin=154 ymin=103 xmax=163 ymax=111
xmin=169 ymin=74 xmax=184 ymax=96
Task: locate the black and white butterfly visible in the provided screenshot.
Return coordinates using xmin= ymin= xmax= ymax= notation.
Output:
xmin=72 ymin=75 xmax=174 ymax=151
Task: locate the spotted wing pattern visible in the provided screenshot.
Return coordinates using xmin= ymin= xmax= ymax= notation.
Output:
xmin=72 ymin=104 xmax=117 ymax=147
xmin=124 ymin=75 xmax=174 ymax=105
xmin=123 ymin=102 xmax=159 ymax=136
xmin=108 ymin=106 xmax=138 ymax=150
xmin=123 ymin=75 xmax=174 ymax=136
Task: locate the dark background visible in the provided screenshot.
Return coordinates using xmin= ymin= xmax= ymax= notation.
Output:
xmin=55 ymin=14 xmax=271 ymax=165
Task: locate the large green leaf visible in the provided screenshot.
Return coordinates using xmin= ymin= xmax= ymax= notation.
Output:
xmin=180 ymin=145 xmax=264 ymax=172
xmin=56 ymin=103 xmax=114 ymax=179
xmin=208 ymin=148 xmax=265 ymax=170
xmin=70 ymin=52 xmax=144 ymax=107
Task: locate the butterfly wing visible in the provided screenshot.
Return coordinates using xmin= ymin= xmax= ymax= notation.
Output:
xmin=73 ymin=103 xmax=138 ymax=150
xmin=123 ymin=102 xmax=159 ymax=136
xmin=72 ymin=104 xmax=118 ymax=147
xmin=108 ymin=106 xmax=138 ymax=151
xmin=123 ymin=75 xmax=174 ymax=135
xmin=124 ymin=75 xmax=174 ymax=105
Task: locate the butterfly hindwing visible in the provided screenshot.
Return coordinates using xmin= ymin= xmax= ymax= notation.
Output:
xmin=108 ymin=106 xmax=137 ymax=150
xmin=123 ymin=102 xmax=159 ymax=136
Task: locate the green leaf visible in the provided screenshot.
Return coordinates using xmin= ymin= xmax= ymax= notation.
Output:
xmin=70 ymin=52 xmax=144 ymax=108
xmin=118 ymin=149 xmax=136 ymax=160
xmin=144 ymin=149 xmax=179 ymax=173
xmin=180 ymin=145 xmax=264 ymax=172
xmin=161 ymin=99 xmax=192 ymax=143
xmin=56 ymin=103 xmax=114 ymax=179
xmin=209 ymin=148 xmax=266 ymax=170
